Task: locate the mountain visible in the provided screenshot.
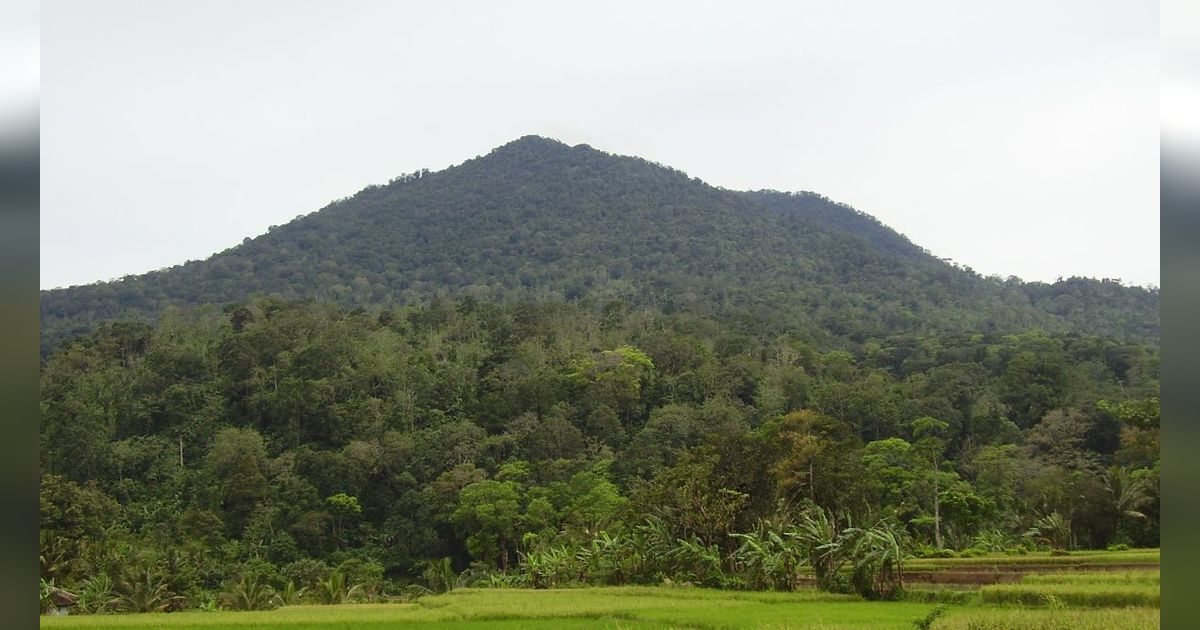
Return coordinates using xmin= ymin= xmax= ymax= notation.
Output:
xmin=39 ymin=136 xmax=1162 ymax=590
xmin=40 ymin=135 xmax=1158 ymax=354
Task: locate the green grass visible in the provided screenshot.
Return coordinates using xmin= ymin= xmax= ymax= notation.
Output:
xmin=41 ymin=586 xmax=939 ymax=629
xmin=930 ymin=607 xmax=1159 ymax=630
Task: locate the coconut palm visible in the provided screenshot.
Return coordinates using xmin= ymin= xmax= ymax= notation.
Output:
xmin=422 ymin=557 xmax=459 ymax=593
xmin=279 ymin=580 xmax=307 ymax=605
xmin=112 ymin=565 xmax=183 ymax=612
xmin=219 ymin=574 xmax=282 ymax=611
xmin=313 ymin=571 xmax=362 ymax=604
xmin=1105 ymin=466 xmax=1153 ymax=542
xmin=77 ymin=573 xmax=114 ymax=614
xmin=1025 ymin=512 xmax=1072 ymax=550
xmin=39 ymin=531 xmax=72 ymax=582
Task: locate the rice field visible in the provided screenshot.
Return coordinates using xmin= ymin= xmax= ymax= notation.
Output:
xmin=40 ymin=587 xmax=936 ymax=629
xmin=905 ymin=548 xmax=1159 ymax=571
xmin=930 ymin=607 xmax=1159 ymax=630
xmin=978 ymin=568 xmax=1159 ymax=608
xmin=41 ymin=551 xmax=1160 ymax=629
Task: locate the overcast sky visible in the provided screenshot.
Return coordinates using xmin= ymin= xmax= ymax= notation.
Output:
xmin=41 ymin=0 xmax=1159 ymax=289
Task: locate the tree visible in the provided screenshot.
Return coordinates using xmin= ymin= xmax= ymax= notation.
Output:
xmin=631 ymin=448 xmax=748 ymax=546
xmin=859 ymin=438 xmax=919 ymax=514
xmin=452 ymin=478 xmax=523 ymax=570
xmin=206 ymin=427 xmax=269 ymax=533
xmin=220 ymin=574 xmax=281 ymax=610
xmin=1000 ymin=350 xmax=1070 ymax=428
xmin=1104 ymin=466 xmax=1154 ymax=544
xmin=911 ymin=416 xmax=950 ymax=548
xmin=326 ymin=493 xmax=363 ymax=545
xmin=769 ymin=410 xmax=853 ymax=505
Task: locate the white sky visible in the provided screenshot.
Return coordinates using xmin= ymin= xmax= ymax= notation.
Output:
xmin=41 ymin=0 xmax=1159 ymax=289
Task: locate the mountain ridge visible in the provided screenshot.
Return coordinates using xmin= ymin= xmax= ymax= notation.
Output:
xmin=40 ymin=135 xmax=1159 ymax=354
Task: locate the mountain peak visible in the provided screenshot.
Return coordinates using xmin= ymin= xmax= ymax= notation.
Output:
xmin=487 ymin=135 xmax=577 ymax=158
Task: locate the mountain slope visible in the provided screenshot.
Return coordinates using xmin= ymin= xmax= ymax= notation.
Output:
xmin=40 ymin=136 xmax=1159 ymax=353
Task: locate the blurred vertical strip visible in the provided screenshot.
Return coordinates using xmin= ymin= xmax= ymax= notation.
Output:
xmin=1162 ymin=0 xmax=1200 ymax=626
xmin=0 ymin=0 xmax=38 ymax=622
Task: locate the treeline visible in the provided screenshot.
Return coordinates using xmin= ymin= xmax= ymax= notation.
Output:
xmin=40 ymin=297 xmax=1158 ymax=611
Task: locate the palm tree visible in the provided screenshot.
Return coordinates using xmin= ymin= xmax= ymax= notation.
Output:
xmin=112 ymin=565 xmax=183 ymax=612
xmin=313 ymin=571 xmax=362 ymax=605
xmin=1105 ymin=466 xmax=1153 ymax=543
xmin=1026 ymin=512 xmax=1072 ymax=550
xmin=77 ymin=573 xmax=115 ymax=614
xmin=422 ymin=557 xmax=458 ymax=593
xmin=219 ymin=574 xmax=281 ymax=611
xmin=278 ymin=580 xmax=307 ymax=606
xmin=39 ymin=531 xmax=72 ymax=582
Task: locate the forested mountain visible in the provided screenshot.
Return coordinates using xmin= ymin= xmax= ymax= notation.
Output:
xmin=40 ymin=136 xmax=1159 ymax=611
xmin=40 ymin=135 xmax=1158 ymax=355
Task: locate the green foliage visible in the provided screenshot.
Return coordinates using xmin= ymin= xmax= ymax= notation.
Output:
xmin=40 ymin=578 xmax=57 ymax=614
xmin=422 ymin=557 xmax=459 ymax=594
xmin=76 ymin=573 xmax=114 ymax=614
xmin=36 ymin=287 xmax=1159 ymax=611
xmin=845 ymin=520 xmax=910 ymax=600
xmin=40 ymin=137 xmax=1159 ymax=359
xmin=312 ymin=571 xmax=362 ymax=605
xmin=111 ymin=565 xmax=183 ymax=612
xmin=453 ymin=478 xmax=523 ymax=571
xmin=731 ymin=522 xmax=806 ymax=591
xmin=219 ymin=574 xmax=281 ymax=611
xmin=1026 ymin=512 xmax=1072 ymax=551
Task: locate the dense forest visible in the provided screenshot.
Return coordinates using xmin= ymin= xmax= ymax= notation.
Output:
xmin=41 ymin=297 xmax=1158 ymax=608
xmin=41 ymin=136 xmax=1158 ymax=356
xmin=40 ymin=136 xmax=1159 ymax=611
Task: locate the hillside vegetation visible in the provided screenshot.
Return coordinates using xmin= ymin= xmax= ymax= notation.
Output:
xmin=41 ymin=136 xmax=1158 ymax=355
xmin=40 ymin=137 xmax=1158 ymax=614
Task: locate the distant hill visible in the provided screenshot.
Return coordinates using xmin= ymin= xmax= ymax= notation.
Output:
xmin=40 ymin=135 xmax=1158 ymax=354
